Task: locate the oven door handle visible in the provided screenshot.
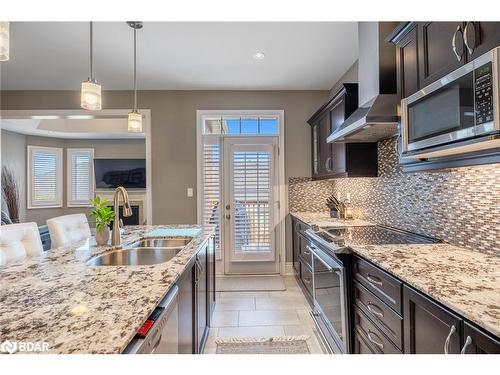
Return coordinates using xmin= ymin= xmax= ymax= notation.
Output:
xmin=307 ymin=245 xmax=334 ymax=272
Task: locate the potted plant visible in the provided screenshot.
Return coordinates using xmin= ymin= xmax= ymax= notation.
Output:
xmin=89 ymin=196 xmax=114 ymax=246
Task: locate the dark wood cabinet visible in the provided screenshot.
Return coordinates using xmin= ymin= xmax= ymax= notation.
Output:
xmin=177 ymin=238 xmax=215 ymax=354
xmin=403 ymin=285 xmax=462 ymax=354
xmin=177 ymin=259 xmax=195 ymax=354
xmin=465 ymin=22 xmax=500 ymax=61
xmin=308 ymin=84 xmax=378 ymax=179
xmin=396 ymin=24 xmax=420 ymax=99
xmin=461 ymin=322 xmax=500 ymax=354
xmin=391 ymin=21 xmax=500 ymax=100
xmin=195 ymin=244 xmax=209 ymax=354
xmin=418 ymin=22 xmax=466 ymax=88
xmin=291 ymin=216 xmax=301 ymax=275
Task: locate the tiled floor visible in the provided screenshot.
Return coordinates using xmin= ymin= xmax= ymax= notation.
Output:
xmin=203 ymin=275 xmax=326 ymax=354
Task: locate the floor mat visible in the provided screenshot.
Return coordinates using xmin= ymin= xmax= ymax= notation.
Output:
xmin=215 ymin=336 xmax=310 ymax=354
xmin=217 ymin=275 xmax=286 ymax=291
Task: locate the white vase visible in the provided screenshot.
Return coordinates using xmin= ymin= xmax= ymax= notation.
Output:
xmin=95 ymin=227 xmax=110 ymax=246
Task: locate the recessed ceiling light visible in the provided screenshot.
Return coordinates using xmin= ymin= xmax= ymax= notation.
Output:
xmin=252 ymin=52 xmax=265 ymax=61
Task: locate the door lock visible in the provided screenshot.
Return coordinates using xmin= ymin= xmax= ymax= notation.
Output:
xmin=225 ymin=204 xmax=230 ymax=210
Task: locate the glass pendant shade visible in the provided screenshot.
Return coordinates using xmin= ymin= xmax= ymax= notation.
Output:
xmin=128 ymin=111 xmax=142 ymax=132
xmin=80 ymin=80 xmax=102 ymax=110
xmin=0 ymin=21 xmax=9 ymax=61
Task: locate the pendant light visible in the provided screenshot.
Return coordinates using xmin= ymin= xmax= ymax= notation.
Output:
xmin=127 ymin=21 xmax=143 ymax=133
xmin=0 ymin=21 xmax=9 ymax=62
xmin=81 ymin=22 xmax=102 ymax=110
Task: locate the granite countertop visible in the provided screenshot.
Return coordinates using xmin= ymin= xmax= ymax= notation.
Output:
xmin=0 ymin=225 xmax=214 ymax=354
xmin=290 ymin=211 xmax=500 ymax=338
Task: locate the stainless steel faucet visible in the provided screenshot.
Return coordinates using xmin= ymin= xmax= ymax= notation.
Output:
xmin=112 ymin=186 xmax=133 ymax=246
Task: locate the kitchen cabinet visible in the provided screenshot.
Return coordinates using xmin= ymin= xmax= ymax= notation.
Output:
xmin=291 ymin=216 xmax=301 ymax=275
xmin=195 ymin=243 xmax=209 ymax=354
xmin=461 ymin=322 xmax=500 ymax=354
xmin=403 ymin=285 xmax=462 ymax=354
xmin=176 ymin=237 xmax=215 ymax=354
xmin=308 ymin=84 xmax=378 ymax=180
xmin=177 ymin=258 xmax=195 ymax=354
xmin=391 ymin=21 xmax=500 ymax=99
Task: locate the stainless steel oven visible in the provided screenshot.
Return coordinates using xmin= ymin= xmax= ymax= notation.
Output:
xmin=305 ymin=238 xmax=349 ymax=354
xmin=401 ymin=46 xmax=500 ymax=157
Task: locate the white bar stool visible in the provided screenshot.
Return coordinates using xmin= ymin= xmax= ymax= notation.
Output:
xmin=47 ymin=214 xmax=91 ymax=249
xmin=0 ymin=222 xmax=43 ymax=266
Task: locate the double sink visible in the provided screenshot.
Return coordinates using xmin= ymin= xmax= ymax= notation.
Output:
xmin=87 ymin=237 xmax=192 ymax=266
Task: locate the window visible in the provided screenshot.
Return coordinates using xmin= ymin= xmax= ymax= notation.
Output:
xmin=67 ymin=148 xmax=94 ymax=207
xmin=27 ymin=145 xmax=63 ymax=209
xmin=201 ymin=140 xmax=222 ymax=259
xmin=203 ymin=116 xmax=279 ymax=135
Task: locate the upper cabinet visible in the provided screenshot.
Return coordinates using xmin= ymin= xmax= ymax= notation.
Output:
xmin=390 ymin=21 xmax=500 ymax=99
xmin=308 ymin=84 xmax=378 ymax=180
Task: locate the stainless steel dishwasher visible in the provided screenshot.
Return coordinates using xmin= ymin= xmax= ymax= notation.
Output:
xmin=123 ymin=285 xmax=179 ymax=354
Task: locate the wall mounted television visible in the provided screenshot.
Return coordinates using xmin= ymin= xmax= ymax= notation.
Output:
xmin=94 ymin=159 xmax=146 ymax=189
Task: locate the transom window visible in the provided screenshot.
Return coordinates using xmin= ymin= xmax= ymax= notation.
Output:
xmin=202 ymin=116 xmax=279 ymax=135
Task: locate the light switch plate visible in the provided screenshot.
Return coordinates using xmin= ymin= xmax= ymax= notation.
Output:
xmin=187 ymin=188 xmax=193 ymax=197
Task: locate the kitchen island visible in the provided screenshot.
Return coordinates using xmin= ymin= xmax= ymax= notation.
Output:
xmin=0 ymin=225 xmax=215 ymax=354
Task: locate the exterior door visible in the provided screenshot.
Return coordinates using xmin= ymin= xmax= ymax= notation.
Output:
xmin=223 ymin=137 xmax=278 ymax=274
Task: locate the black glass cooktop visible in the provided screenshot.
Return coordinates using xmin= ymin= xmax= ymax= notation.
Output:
xmin=314 ymin=225 xmax=440 ymax=247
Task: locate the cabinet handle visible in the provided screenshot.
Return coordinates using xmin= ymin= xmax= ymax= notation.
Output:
xmin=460 ymin=336 xmax=472 ymax=354
xmin=303 ymin=277 xmax=311 ymax=284
xmin=452 ymin=25 xmax=464 ymax=62
xmin=367 ymin=330 xmax=384 ymax=350
xmin=367 ymin=302 xmax=384 ymax=319
xmin=325 ymin=157 xmax=332 ymax=172
xmin=444 ymin=324 xmax=456 ymax=354
xmin=366 ymin=274 xmax=383 ymax=287
xmin=463 ymin=22 xmax=476 ymax=55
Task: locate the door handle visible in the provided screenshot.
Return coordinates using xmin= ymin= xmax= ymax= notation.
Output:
xmin=452 ymin=25 xmax=464 ymax=62
xmin=463 ymin=22 xmax=476 ymax=55
xmin=444 ymin=324 xmax=456 ymax=354
xmin=225 ymin=214 xmax=231 ymax=220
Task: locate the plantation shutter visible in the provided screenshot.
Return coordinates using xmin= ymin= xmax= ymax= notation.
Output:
xmin=28 ymin=146 xmax=63 ymax=208
xmin=232 ymin=148 xmax=272 ymax=256
xmin=202 ymin=139 xmax=222 ymax=259
xmin=67 ymin=149 xmax=94 ymax=207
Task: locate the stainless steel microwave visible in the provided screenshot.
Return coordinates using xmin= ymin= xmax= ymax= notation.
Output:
xmin=401 ymin=46 xmax=500 ymax=159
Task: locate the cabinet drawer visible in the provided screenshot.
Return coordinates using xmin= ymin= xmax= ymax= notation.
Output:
xmin=354 ymin=307 xmax=401 ymax=354
xmin=353 ymin=256 xmax=402 ymax=313
xmin=354 ymin=281 xmax=403 ymax=350
xmin=298 ymin=234 xmax=313 ymax=267
xmin=299 ymin=259 xmax=313 ymax=296
xmin=353 ymin=329 xmax=377 ymax=354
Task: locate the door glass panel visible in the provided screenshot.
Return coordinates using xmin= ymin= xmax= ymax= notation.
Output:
xmin=231 ymin=148 xmax=273 ymax=260
xmin=408 ymin=72 xmax=474 ymax=143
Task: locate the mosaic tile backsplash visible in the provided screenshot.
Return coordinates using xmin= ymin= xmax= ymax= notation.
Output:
xmin=289 ymin=138 xmax=500 ymax=256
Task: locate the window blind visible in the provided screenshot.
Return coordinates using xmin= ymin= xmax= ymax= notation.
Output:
xmin=232 ymin=150 xmax=271 ymax=254
xmin=67 ymin=149 xmax=94 ymax=207
xmin=202 ymin=141 xmax=222 ymax=259
xmin=28 ymin=146 xmax=63 ymax=208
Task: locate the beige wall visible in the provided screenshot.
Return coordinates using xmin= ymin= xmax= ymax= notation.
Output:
xmin=1 ymin=129 xmax=146 ymax=225
xmin=328 ymin=60 xmax=358 ymax=98
xmin=1 ymin=90 xmax=328 ymax=226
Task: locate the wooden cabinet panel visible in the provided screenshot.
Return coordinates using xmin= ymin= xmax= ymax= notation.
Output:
xmin=461 ymin=322 xmax=500 ymax=354
xmin=396 ymin=25 xmax=419 ymax=98
xmin=318 ymin=112 xmax=332 ymax=177
xmin=354 ymin=281 xmax=403 ymax=350
xmin=354 ymin=307 xmax=401 ymax=354
xmin=403 ymin=285 xmax=462 ymax=354
xmin=177 ymin=259 xmax=195 ymax=354
xmin=418 ymin=22 xmax=466 ymax=88
xmin=466 ymin=22 xmax=500 ymax=61
xmin=299 ymin=259 xmax=313 ymax=297
xmin=207 ymin=236 xmax=216 ymax=324
xmin=291 ymin=217 xmax=300 ymax=275
xmin=353 ymin=330 xmax=377 ymax=354
xmin=195 ymin=245 xmax=208 ymax=354
xmin=353 ymin=256 xmax=403 ymax=314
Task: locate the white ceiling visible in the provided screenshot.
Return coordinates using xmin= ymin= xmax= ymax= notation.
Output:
xmin=0 ymin=22 xmax=358 ymax=90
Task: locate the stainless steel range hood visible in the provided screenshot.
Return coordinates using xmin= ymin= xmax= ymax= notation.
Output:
xmin=328 ymin=22 xmax=400 ymax=143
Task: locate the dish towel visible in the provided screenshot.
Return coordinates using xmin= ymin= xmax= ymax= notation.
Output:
xmin=146 ymin=228 xmax=201 ymax=238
